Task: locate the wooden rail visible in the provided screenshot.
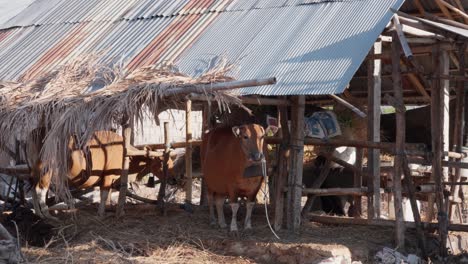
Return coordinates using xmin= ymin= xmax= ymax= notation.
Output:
xmin=307 ymin=214 xmax=468 ymax=232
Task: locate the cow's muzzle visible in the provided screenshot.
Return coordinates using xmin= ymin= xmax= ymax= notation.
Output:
xmin=249 ymin=152 xmax=264 ymax=162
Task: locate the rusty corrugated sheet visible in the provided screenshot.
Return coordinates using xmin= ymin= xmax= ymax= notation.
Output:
xmin=0 ymin=0 xmax=404 ymax=96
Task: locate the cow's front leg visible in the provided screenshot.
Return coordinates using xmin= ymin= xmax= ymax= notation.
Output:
xmin=207 ymin=192 xmax=216 ymax=226
xmin=244 ymin=201 xmax=255 ymax=230
xmin=229 ymin=203 xmax=239 ymax=232
xmin=98 ymin=187 xmax=110 ymax=218
xmin=215 ymin=196 xmax=227 ymax=228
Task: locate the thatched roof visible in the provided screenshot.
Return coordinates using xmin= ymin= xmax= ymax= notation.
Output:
xmin=0 ymin=55 xmax=245 ymax=199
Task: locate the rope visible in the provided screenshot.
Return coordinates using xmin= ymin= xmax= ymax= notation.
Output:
xmin=261 ymin=158 xmax=280 ymax=240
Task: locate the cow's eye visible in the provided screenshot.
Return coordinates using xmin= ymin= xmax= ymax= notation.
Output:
xmin=243 ymin=136 xmax=248 ymax=139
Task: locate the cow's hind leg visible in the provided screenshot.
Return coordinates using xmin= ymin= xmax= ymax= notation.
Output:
xmin=98 ymin=175 xmax=114 ymax=218
xmin=214 ymin=195 xmax=227 ymax=229
xmin=207 ymin=192 xmax=216 ymax=226
xmin=36 ymin=173 xmax=58 ymax=221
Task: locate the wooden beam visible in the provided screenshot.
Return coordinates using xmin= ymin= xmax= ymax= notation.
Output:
xmin=453 ymin=0 xmax=468 ymax=24
xmin=431 ymin=44 xmax=449 ymax=257
xmin=157 ymin=122 xmax=170 ymax=214
xmin=199 ymin=103 xmax=209 ymax=206
xmin=274 ymin=105 xmax=290 ymax=231
xmin=402 ymin=156 xmax=427 ymax=257
xmin=116 ymin=122 xmax=132 ymax=217
xmin=329 ymin=94 xmax=366 ymax=118
xmin=307 ymin=214 xmax=468 ymax=232
xmin=265 ymin=137 xmax=427 ymax=155
xmin=367 ymin=40 xmax=382 ymax=219
xmin=435 ymin=0 xmax=455 ymax=20
xmin=185 ymin=99 xmax=193 ymax=210
xmin=286 ymin=95 xmax=305 ymax=231
xmin=393 ymin=15 xmax=413 ymax=59
xmin=353 ymin=148 xmax=363 ymax=218
xmin=189 ymin=93 xmax=291 ymax=106
xmin=405 ymin=70 xmax=431 ymax=99
xmin=391 ymin=31 xmax=406 ymax=248
xmin=301 ymin=157 xmax=332 ymax=215
xmin=414 ymin=0 xmax=426 ymax=16
xmin=303 ymin=187 xmax=367 ymax=196
xmin=165 ymin=77 xmax=276 ymax=96
xmin=425 ymin=12 xmax=468 ymax=31
xmin=450 ymin=42 xmax=467 ymax=223
xmin=437 ymin=0 xmax=468 ymax=21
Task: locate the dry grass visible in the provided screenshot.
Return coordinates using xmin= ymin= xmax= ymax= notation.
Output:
xmin=0 ymin=55 xmax=245 ymax=203
xmin=14 ymin=202 xmax=435 ymax=264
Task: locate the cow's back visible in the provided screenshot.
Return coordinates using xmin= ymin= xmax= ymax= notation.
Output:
xmin=69 ymin=131 xmax=124 ymax=188
xmin=201 ymin=127 xmax=263 ymax=199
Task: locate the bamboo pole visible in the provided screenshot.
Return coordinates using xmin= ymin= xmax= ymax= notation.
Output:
xmin=116 ymin=122 xmax=132 ymax=217
xmin=274 ymin=105 xmax=290 ymax=231
xmin=392 ymin=31 xmax=406 ymax=248
xmin=368 ymin=40 xmax=382 ymax=220
xmin=165 ymin=77 xmax=276 ymax=96
xmin=184 ymin=99 xmax=193 ymax=212
xmin=286 ymin=95 xmax=305 ymax=231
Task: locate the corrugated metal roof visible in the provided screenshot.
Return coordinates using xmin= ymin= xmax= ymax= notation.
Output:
xmin=0 ymin=0 xmax=404 ymax=96
xmin=179 ymin=1 xmax=404 ymax=95
xmin=0 ymin=0 xmax=35 ymax=25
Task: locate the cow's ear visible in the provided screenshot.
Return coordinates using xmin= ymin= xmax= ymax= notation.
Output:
xmin=232 ymin=126 xmax=241 ymax=137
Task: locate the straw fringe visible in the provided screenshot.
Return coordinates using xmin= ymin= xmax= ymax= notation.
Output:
xmin=0 ymin=54 xmax=245 ymax=202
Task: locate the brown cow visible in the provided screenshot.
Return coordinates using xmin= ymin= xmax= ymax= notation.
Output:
xmin=28 ymin=129 xmax=174 ymax=219
xmin=201 ymin=124 xmax=265 ymax=232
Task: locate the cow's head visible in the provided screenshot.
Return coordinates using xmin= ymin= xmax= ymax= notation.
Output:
xmin=150 ymin=155 xmax=178 ymax=185
xmin=232 ymin=124 xmax=265 ymax=164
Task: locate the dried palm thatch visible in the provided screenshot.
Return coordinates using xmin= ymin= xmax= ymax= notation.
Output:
xmin=0 ymin=54 xmax=249 ymax=201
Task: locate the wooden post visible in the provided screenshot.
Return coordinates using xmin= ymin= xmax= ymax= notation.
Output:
xmin=286 ymin=95 xmax=305 ymax=231
xmin=402 ymin=156 xmax=427 ymax=257
xmin=274 ymin=105 xmax=290 ymax=231
xmin=431 ymin=44 xmax=449 ymax=257
xmin=157 ymin=122 xmax=170 ymax=214
xmin=199 ymin=103 xmax=209 ymax=206
xmin=302 ymin=157 xmax=333 ymax=215
xmin=392 ymin=32 xmax=406 ymax=248
xmin=451 ymin=42 xmax=467 ymax=223
xmin=184 ymin=99 xmax=193 ymax=212
xmin=116 ymin=121 xmax=132 ymax=217
xmin=367 ymin=40 xmax=382 ymax=219
xmin=353 ymin=148 xmax=363 ymax=217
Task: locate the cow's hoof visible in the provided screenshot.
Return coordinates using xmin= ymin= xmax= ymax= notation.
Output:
xmin=244 ymin=226 xmax=252 ymax=231
xmin=210 ymin=221 xmax=217 ymax=227
xmin=219 ymin=223 xmax=228 ymax=229
xmin=229 ymin=230 xmax=240 ymax=238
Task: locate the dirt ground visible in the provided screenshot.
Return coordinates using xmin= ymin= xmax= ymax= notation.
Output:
xmin=2 ymin=200 xmax=460 ymax=264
